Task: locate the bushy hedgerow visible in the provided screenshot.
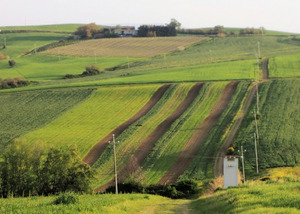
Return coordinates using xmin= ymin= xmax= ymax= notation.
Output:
xmin=0 ymin=77 xmax=30 ymax=89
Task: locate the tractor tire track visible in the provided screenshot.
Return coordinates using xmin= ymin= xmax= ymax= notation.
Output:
xmin=213 ymin=82 xmax=261 ymax=177
xmin=159 ymin=81 xmax=238 ymax=184
xmin=96 ymin=82 xmax=204 ymax=191
xmin=83 ymin=84 xmax=171 ymax=166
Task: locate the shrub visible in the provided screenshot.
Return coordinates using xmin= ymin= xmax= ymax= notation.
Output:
xmin=53 ymin=192 xmax=79 ymax=205
xmin=8 ymin=60 xmax=16 ymax=67
xmin=0 ymin=53 xmax=5 ymax=59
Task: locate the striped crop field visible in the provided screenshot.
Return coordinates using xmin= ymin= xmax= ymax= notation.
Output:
xmin=234 ymin=79 xmax=300 ymax=176
xmin=92 ymin=83 xmax=195 ymax=188
xmin=42 ymin=37 xmax=207 ymax=58
xmin=0 ymin=88 xmax=94 ymax=153
xmin=268 ymin=54 xmax=300 ymax=78
xmin=20 ymin=84 xmax=160 ymax=157
xmin=140 ymin=82 xmax=228 ymax=184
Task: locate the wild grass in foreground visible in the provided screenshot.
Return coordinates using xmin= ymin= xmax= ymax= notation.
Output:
xmin=0 ymin=194 xmax=187 ymax=214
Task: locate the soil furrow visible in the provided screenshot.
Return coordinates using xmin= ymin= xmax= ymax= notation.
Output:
xmin=158 ymin=81 xmax=238 ymax=184
xmin=213 ymin=82 xmax=261 ymax=177
xmin=83 ymin=84 xmax=171 ymax=166
xmin=96 ymin=82 xmax=204 ymax=191
xmin=262 ymin=58 xmax=269 ymax=80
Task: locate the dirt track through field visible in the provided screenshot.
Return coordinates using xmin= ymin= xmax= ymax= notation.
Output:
xmin=262 ymin=58 xmax=269 ymax=79
xmin=213 ymin=82 xmax=261 ymax=177
xmin=158 ymin=81 xmax=238 ymax=184
xmin=83 ymin=84 xmax=171 ymax=166
xmin=96 ymin=82 xmax=204 ymax=191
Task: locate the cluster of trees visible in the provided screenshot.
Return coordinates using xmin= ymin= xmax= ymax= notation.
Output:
xmin=239 ymin=27 xmax=265 ymax=35
xmin=0 ymin=77 xmax=29 ymax=89
xmin=0 ymin=141 xmax=95 ymax=197
xmin=74 ymin=23 xmax=119 ymax=39
xmin=179 ymin=26 xmax=265 ymax=37
xmin=63 ymin=65 xmax=103 ymax=79
xmin=137 ymin=19 xmax=181 ymax=37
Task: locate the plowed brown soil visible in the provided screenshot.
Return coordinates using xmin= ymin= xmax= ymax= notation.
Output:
xmin=96 ymin=82 xmax=204 ymax=191
xmin=83 ymin=84 xmax=171 ymax=166
xmin=213 ymin=82 xmax=261 ymax=177
xmin=158 ymin=81 xmax=238 ymax=184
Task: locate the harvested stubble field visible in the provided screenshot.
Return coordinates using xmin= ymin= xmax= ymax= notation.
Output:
xmin=42 ymin=36 xmax=207 ymax=58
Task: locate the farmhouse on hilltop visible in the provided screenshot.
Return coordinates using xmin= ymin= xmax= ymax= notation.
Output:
xmin=104 ymin=26 xmax=137 ymax=37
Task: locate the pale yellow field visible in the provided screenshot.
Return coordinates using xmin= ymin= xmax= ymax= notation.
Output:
xmin=42 ymin=36 xmax=206 ymax=58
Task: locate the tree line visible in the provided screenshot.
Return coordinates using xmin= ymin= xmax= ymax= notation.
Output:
xmin=0 ymin=140 xmax=95 ymax=197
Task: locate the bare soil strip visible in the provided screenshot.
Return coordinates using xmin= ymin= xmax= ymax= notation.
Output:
xmin=83 ymin=84 xmax=171 ymax=166
xmin=96 ymin=83 xmax=204 ymax=191
xmin=158 ymin=81 xmax=238 ymax=185
xmin=262 ymin=58 xmax=269 ymax=80
xmin=213 ymin=83 xmax=260 ymax=177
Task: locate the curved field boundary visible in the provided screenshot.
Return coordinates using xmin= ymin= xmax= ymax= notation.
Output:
xmin=96 ymin=82 xmax=204 ymax=191
xmin=158 ymin=81 xmax=238 ymax=184
xmin=213 ymin=82 xmax=260 ymax=177
xmin=262 ymin=58 xmax=269 ymax=79
xmin=83 ymin=84 xmax=171 ymax=165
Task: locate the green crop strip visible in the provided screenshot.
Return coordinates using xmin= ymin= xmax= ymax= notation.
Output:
xmin=268 ymin=54 xmax=300 ymax=78
xmin=0 ymin=88 xmax=95 ymax=153
xmin=20 ymin=85 xmax=160 ymax=157
xmin=92 ymin=83 xmax=194 ymax=188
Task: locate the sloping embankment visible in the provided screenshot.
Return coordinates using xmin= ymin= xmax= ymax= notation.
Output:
xmin=158 ymin=81 xmax=238 ymax=184
xmin=96 ymin=82 xmax=204 ymax=191
xmin=83 ymin=84 xmax=171 ymax=165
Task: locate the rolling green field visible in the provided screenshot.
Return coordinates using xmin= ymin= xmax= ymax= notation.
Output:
xmin=0 ymin=32 xmax=69 ymax=58
xmin=20 ymin=85 xmax=160 ymax=157
xmin=0 ymin=24 xmax=84 ymax=33
xmin=268 ymin=54 xmax=300 ymax=78
xmin=234 ymin=80 xmax=300 ymax=176
xmin=0 ymin=88 xmax=94 ymax=153
xmin=0 ymin=54 xmax=140 ymax=81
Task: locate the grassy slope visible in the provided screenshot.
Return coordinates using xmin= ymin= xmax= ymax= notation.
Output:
xmin=268 ymin=54 xmax=300 ymax=78
xmin=234 ymin=80 xmax=300 ymax=176
xmin=92 ymin=83 xmax=194 ymax=187
xmin=0 ymin=32 xmax=69 ymax=58
xmin=0 ymin=54 xmax=140 ymax=81
xmin=0 ymin=24 xmax=83 ymax=33
xmin=0 ymin=88 xmax=94 ymax=152
xmin=141 ymin=82 xmax=228 ymax=184
xmin=190 ymin=167 xmax=300 ymax=214
xmin=20 ymin=85 xmax=160 ymax=157
xmin=180 ymin=81 xmax=250 ymax=180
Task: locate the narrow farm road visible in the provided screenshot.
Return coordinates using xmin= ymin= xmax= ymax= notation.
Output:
xmin=262 ymin=58 xmax=269 ymax=80
xmin=83 ymin=84 xmax=171 ymax=166
xmin=159 ymin=81 xmax=238 ymax=184
xmin=96 ymin=82 xmax=204 ymax=191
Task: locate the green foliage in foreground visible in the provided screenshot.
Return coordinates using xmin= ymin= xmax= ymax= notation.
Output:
xmin=0 ymin=141 xmax=95 ymax=197
xmin=0 ymin=88 xmax=94 ymax=152
xmin=190 ymin=173 xmax=300 ymax=214
xmin=234 ymin=80 xmax=300 ymax=176
xmin=268 ymin=54 xmax=300 ymax=78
